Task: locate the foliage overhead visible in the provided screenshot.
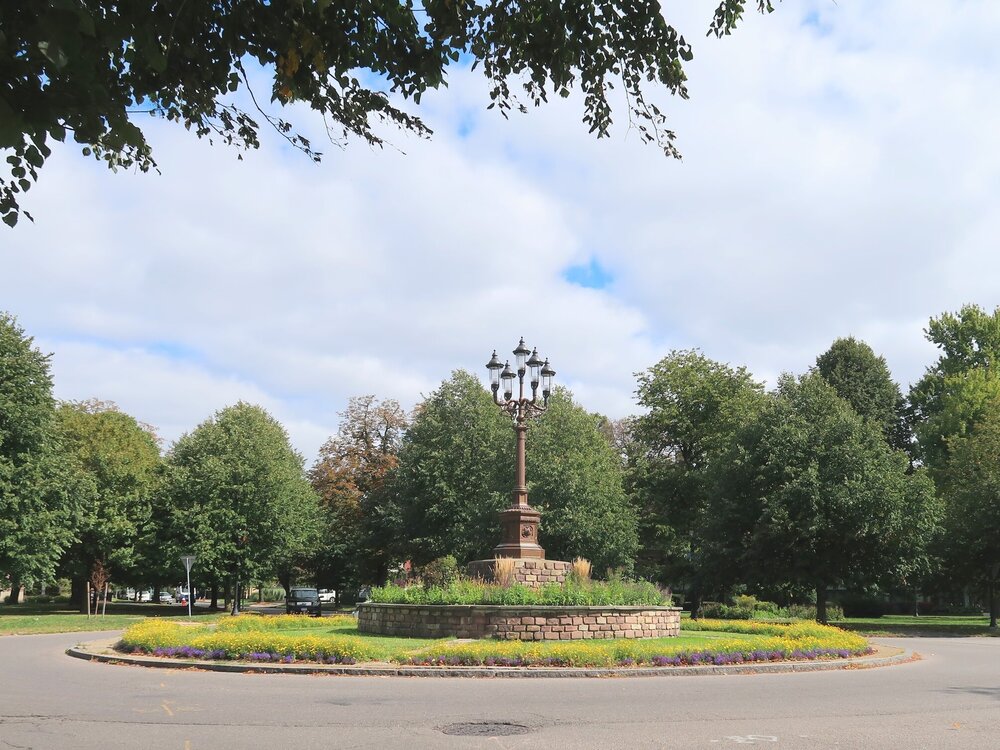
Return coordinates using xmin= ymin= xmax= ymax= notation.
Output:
xmin=0 ymin=1 xmax=777 ymax=226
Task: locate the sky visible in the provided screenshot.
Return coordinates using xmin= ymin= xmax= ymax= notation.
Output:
xmin=3 ymin=0 xmax=999 ymax=461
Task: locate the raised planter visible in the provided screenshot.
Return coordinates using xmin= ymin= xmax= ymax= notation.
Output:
xmin=357 ymin=603 xmax=681 ymax=640
xmin=465 ymin=559 xmax=573 ymax=588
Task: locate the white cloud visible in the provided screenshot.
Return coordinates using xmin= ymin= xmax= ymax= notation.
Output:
xmin=4 ymin=0 xmax=998 ymax=457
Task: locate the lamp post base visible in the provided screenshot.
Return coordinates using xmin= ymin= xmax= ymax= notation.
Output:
xmin=492 ymin=505 xmax=544 ymax=559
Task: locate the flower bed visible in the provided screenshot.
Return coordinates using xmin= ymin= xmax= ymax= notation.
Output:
xmin=401 ymin=620 xmax=871 ymax=667
xmin=118 ymin=616 xmax=377 ymax=664
xmin=115 ymin=614 xmax=871 ymax=670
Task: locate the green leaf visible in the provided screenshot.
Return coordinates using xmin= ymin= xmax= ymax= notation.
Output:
xmin=37 ymin=41 xmax=70 ymax=69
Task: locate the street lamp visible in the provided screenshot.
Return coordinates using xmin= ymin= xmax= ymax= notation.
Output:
xmin=486 ymin=338 xmax=556 ymax=559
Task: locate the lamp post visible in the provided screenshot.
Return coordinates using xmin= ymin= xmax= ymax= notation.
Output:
xmin=486 ymin=338 xmax=556 ymax=559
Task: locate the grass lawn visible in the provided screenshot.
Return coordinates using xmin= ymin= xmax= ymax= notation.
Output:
xmin=839 ymin=615 xmax=999 ymax=637
xmin=0 ymin=602 xmax=227 ymax=636
xmin=275 ymin=617 xmax=749 ymax=660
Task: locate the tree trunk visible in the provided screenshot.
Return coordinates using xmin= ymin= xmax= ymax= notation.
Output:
xmin=6 ymin=578 xmax=22 ymax=605
xmin=914 ymin=587 xmax=920 ymax=618
xmin=687 ymin=579 xmax=703 ymax=620
xmin=816 ymin=586 xmax=828 ymax=625
xmin=231 ymin=575 xmax=241 ymax=616
xmin=71 ymin=577 xmax=86 ymax=612
xmin=278 ymin=572 xmax=291 ymax=598
xmin=257 ymin=585 xmax=262 ymax=603
xmin=210 ymin=582 xmax=219 ymax=610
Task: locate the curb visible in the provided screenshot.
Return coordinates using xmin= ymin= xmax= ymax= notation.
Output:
xmin=66 ymin=639 xmax=915 ymax=678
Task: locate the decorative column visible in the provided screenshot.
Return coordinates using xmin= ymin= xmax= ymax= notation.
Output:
xmin=486 ymin=338 xmax=555 ymax=559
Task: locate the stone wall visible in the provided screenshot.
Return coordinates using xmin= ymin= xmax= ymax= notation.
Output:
xmin=465 ymin=559 xmax=573 ymax=588
xmin=357 ymin=603 xmax=681 ymax=640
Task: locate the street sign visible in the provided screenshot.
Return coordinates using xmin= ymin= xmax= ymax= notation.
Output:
xmin=180 ymin=555 xmax=196 ymax=619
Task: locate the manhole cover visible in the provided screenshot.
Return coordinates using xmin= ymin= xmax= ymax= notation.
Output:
xmin=440 ymin=722 xmax=533 ymax=737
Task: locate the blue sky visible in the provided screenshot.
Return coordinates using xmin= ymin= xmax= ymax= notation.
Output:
xmin=3 ymin=0 xmax=999 ymax=459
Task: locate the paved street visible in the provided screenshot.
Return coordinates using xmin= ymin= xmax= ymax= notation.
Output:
xmin=1 ymin=632 xmax=998 ymax=749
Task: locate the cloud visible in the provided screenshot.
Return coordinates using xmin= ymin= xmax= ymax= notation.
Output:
xmin=4 ymin=0 xmax=998 ymax=459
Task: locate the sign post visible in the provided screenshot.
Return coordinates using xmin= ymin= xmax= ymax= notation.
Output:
xmin=180 ymin=554 xmax=196 ymax=620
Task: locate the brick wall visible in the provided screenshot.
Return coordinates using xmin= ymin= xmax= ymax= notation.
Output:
xmin=465 ymin=559 xmax=573 ymax=588
xmin=357 ymin=603 xmax=681 ymax=640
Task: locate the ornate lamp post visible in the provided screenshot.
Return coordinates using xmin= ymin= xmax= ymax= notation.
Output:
xmin=486 ymin=338 xmax=556 ymax=559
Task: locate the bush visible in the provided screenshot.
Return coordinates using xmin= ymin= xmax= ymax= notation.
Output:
xmin=840 ymin=594 xmax=886 ymax=619
xmin=786 ymin=603 xmax=844 ymax=622
xmin=700 ymin=596 xmax=782 ymax=620
xmin=421 ymin=556 xmax=460 ymax=589
xmin=258 ymin=587 xmax=286 ymax=602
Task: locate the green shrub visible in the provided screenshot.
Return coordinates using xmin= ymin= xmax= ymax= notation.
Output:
xmin=421 ymin=556 xmax=460 ymax=589
xmin=839 ymin=594 xmax=885 ymax=619
xmin=786 ymin=603 xmax=844 ymax=621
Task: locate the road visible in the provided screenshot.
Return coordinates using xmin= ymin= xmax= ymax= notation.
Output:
xmin=1 ymin=632 xmax=997 ymax=749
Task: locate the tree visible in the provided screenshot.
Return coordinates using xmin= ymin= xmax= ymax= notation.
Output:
xmin=1 ymin=1 xmax=777 ymax=226
xmin=705 ymin=373 xmax=938 ymax=623
xmin=393 ymin=370 xmax=512 ymax=566
xmin=630 ymin=350 xmax=765 ymax=602
xmin=55 ymin=399 xmax=162 ymax=611
xmin=941 ymin=410 xmax=1000 ymax=627
xmin=815 ymin=337 xmax=910 ymax=453
xmin=310 ymin=395 xmax=408 ymax=594
xmin=528 ymin=389 xmax=638 ymax=573
xmin=163 ymin=402 xmax=321 ymax=614
xmin=0 ymin=313 xmax=84 ymax=600
xmin=391 ymin=371 xmax=637 ymax=571
xmin=909 ymin=304 xmax=1000 ymax=471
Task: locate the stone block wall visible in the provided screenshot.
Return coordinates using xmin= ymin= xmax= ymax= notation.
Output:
xmin=357 ymin=603 xmax=681 ymax=640
xmin=465 ymin=559 xmax=573 ymax=588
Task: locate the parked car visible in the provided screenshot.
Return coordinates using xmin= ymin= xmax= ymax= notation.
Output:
xmin=318 ymin=589 xmax=336 ymax=604
xmin=158 ymin=592 xmax=175 ymax=604
xmin=357 ymin=585 xmax=371 ymax=603
xmin=286 ymin=587 xmax=321 ymax=616
xmin=138 ymin=590 xmax=153 ymax=602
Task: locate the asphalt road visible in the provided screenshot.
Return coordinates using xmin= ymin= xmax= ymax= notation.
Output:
xmin=1 ymin=632 xmax=998 ymax=749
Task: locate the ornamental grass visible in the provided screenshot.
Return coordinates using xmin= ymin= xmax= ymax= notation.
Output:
xmin=370 ymin=578 xmax=667 ymax=606
xmin=118 ymin=618 xmax=379 ymax=664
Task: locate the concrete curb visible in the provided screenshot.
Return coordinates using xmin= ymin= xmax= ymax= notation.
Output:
xmin=66 ymin=639 xmax=915 ymax=678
